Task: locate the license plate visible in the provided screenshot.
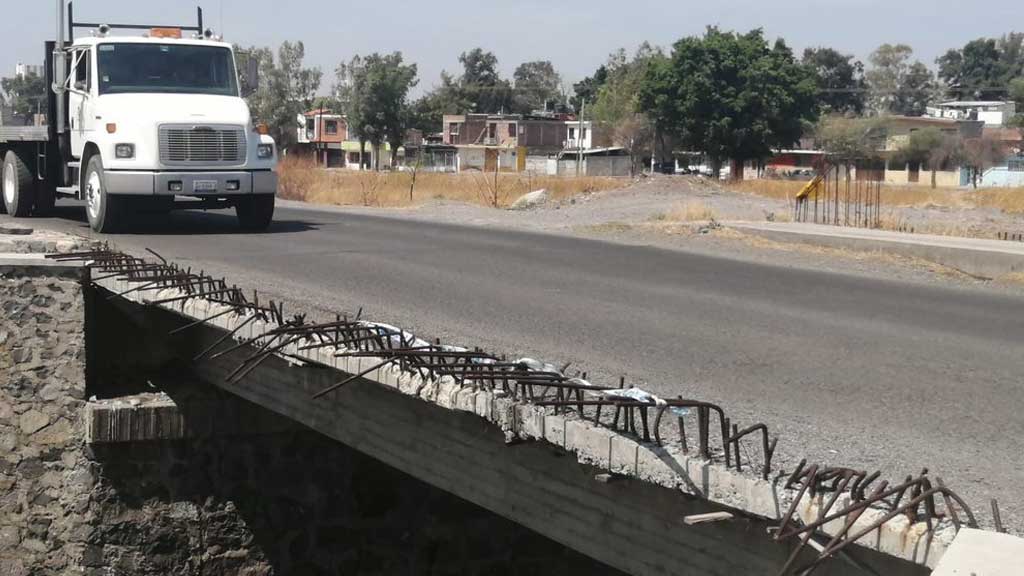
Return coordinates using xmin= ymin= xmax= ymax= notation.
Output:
xmin=193 ymin=180 xmax=218 ymax=192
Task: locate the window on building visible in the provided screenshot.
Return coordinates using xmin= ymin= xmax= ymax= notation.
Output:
xmin=305 ymin=118 xmax=315 ymax=141
xmin=582 ymin=127 xmax=588 ymax=139
xmin=325 ymin=120 xmax=338 ymax=135
xmin=569 ymin=127 xmax=576 ymax=139
xmin=508 ymin=123 xmax=516 ymax=137
xmin=1009 ymin=157 xmax=1024 ymax=172
xmin=488 ymin=123 xmax=497 ymax=139
xmin=348 ymin=152 xmax=360 ymax=164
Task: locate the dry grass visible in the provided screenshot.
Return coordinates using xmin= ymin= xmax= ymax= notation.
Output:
xmin=278 ymin=156 xmax=625 ymax=208
xmin=665 ymin=201 xmax=717 ymax=222
xmin=727 ymin=178 xmax=1024 ymax=213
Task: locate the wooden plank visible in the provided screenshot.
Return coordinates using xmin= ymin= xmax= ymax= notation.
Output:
xmin=683 ymin=512 xmax=734 ymax=526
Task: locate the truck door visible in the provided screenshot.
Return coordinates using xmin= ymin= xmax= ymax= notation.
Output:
xmin=68 ymin=48 xmax=94 ymax=159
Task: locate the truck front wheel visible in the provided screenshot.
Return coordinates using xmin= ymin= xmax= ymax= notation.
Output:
xmin=84 ymin=155 xmax=122 ymax=233
xmin=2 ymin=151 xmax=35 ymax=217
xmin=235 ymin=194 xmax=275 ymax=231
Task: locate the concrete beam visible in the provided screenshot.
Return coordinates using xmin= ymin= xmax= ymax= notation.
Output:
xmin=91 ymin=272 xmax=949 ymax=575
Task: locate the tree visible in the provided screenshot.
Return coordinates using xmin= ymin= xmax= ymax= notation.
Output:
xmin=639 ymin=28 xmax=818 ymax=179
xmin=962 ymin=134 xmax=1007 ymax=188
xmin=938 ymin=34 xmax=1024 ymax=100
xmin=458 ymin=48 xmax=512 ymax=113
xmin=408 ymin=72 xmax=468 ymax=133
xmin=1 ymin=73 xmax=47 ymax=125
xmin=512 ymin=60 xmax=562 ymax=114
xmin=815 ymin=115 xmax=884 ymax=165
xmin=1009 ymin=78 xmax=1024 ymax=128
xmin=894 ymin=127 xmax=965 ymax=188
xmin=590 ymin=45 xmax=665 ymax=174
xmin=802 ymin=47 xmax=866 ymax=115
xmin=335 ymin=52 xmax=418 ymax=170
xmin=938 ymin=38 xmax=1004 ymax=100
xmin=865 ymin=44 xmax=936 ymax=116
xmin=239 ymin=42 xmax=322 ymax=149
xmin=571 ymin=65 xmax=608 ymax=113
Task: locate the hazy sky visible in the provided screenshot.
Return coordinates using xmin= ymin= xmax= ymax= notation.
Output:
xmin=4 ymin=0 xmax=1023 ymax=95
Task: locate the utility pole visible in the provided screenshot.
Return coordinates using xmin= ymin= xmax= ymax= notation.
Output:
xmin=576 ymin=99 xmax=586 ymax=177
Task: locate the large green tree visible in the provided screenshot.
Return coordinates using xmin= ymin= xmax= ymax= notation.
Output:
xmin=802 ymin=47 xmax=866 ymax=115
xmin=571 ymin=64 xmax=608 ymax=113
xmin=865 ymin=44 xmax=936 ymax=116
xmin=335 ymin=52 xmax=418 ymax=170
xmin=238 ymin=41 xmax=321 ymax=149
xmin=458 ymin=48 xmax=512 ymax=113
xmin=408 ymin=71 xmax=468 ymax=133
xmin=511 ymin=60 xmax=562 ymax=114
xmin=639 ymin=28 xmax=818 ymax=178
xmin=937 ymin=34 xmax=1024 ymax=100
xmin=1 ymin=73 xmax=47 ymax=125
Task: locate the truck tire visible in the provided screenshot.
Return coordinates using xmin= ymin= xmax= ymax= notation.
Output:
xmin=235 ymin=194 xmax=275 ymax=231
xmin=2 ymin=151 xmax=35 ymax=217
xmin=84 ymin=155 xmax=122 ymax=233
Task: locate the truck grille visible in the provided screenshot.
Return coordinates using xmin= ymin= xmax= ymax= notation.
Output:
xmin=159 ymin=125 xmax=246 ymax=165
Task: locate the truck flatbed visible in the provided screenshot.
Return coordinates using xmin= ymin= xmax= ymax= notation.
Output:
xmin=0 ymin=126 xmax=49 ymax=143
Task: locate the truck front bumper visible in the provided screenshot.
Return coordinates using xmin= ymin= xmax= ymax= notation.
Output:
xmin=104 ymin=170 xmax=278 ymax=196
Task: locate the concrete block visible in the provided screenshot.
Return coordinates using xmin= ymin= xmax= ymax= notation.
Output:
xmin=543 ymin=413 xmax=567 ymax=448
xmin=419 ymin=379 xmax=440 ymax=403
xmin=515 ymin=405 xmax=545 ymax=440
xmin=565 ymin=420 xmax=613 ymax=469
xmin=474 ymin=391 xmax=493 ymax=420
xmin=933 ymin=528 xmax=1024 ymax=575
xmin=454 ymin=388 xmax=477 ymax=413
xmin=636 ymin=445 xmax=682 ymax=489
xmin=493 ymin=396 xmax=516 ymax=431
xmin=397 ymin=370 xmax=421 ymax=396
xmin=609 ymin=435 xmax=639 ymax=476
xmin=435 ymin=378 xmax=461 ymax=410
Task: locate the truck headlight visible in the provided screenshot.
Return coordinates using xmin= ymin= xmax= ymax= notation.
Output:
xmin=257 ymin=144 xmax=274 ymax=159
xmin=115 ymin=144 xmax=136 ymax=159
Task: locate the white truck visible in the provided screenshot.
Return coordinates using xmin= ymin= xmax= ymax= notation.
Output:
xmin=0 ymin=1 xmax=277 ymax=233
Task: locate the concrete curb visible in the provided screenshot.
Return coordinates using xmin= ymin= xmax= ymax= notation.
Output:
xmin=728 ymin=222 xmax=1024 ymax=278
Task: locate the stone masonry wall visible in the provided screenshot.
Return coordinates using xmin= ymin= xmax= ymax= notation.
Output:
xmin=1 ymin=263 xmax=89 ymax=575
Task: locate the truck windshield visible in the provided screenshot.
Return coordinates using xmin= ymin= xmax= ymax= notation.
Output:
xmin=97 ymin=43 xmax=238 ymax=96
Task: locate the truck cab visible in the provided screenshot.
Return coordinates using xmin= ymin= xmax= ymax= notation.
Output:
xmin=0 ymin=2 xmax=277 ymax=233
xmin=67 ymin=32 xmax=277 ymax=232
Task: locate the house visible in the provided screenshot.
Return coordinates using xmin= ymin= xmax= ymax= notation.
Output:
xmin=879 ymin=115 xmax=983 ymax=186
xmin=296 ymin=110 xmax=348 ymax=167
xmin=926 ymin=101 xmax=1017 ymax=127
xmin=443 ymin=113 xmax=568 ymax=151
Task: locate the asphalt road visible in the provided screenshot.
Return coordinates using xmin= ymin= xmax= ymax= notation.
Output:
xmin=8 ymin=201 xmax=1024 ymax=530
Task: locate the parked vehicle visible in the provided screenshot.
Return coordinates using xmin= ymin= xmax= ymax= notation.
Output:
xmin=0 ymin=1 xmax=277 ymax=233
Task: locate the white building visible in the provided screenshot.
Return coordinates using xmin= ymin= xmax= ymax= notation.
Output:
xmin=15 ymin=63 xmax=43 ymax=79
xmin=565 ymin=120 xmax=594 ymax=150
xmin=926 ymin=101 xmax=1017 ymax=126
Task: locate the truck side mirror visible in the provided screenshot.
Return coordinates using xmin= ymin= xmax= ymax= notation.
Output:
xmin=241 ymin=56 xmax=259 ymax=97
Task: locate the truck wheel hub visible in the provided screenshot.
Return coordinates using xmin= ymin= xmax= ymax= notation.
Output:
xmin=86 ymin=171 xmax=102 ymax=219
xmin=3 ymin=163 xmax=14 ymax=206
